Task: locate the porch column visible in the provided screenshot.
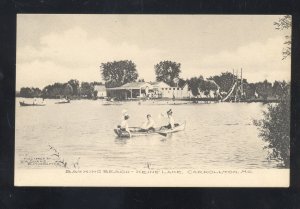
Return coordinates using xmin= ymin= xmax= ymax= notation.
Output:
xmin=140 ymin=88 xmax=142 ymax=97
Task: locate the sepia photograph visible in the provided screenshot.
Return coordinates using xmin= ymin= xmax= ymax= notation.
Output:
xmin=15 ymin=14 xmax=291 ymax=187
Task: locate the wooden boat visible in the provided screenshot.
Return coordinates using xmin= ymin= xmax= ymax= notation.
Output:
xmin=114 ymin=122 xmax=186 ymax=138
xmin=19 ymin=101 xmax=46 ymax=106
xmin=55 ymin=100 xmax=70 ymax=104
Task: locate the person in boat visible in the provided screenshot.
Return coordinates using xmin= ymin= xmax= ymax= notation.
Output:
xmin=118 ymin=114 xmax=131 ymax=137
xmin=140 ymin=114 xmax=156 ymax=132
xmin=161 ymin=109 xmax=179 ymax=130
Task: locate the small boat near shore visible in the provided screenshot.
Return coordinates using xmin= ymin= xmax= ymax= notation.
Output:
xmin=114 ymin=122 xmax=186 ymax=138
xmin=55 ymin=100 xmax=70 ymax=104
xmin=19 ymin=101 xmax=46 ymax=107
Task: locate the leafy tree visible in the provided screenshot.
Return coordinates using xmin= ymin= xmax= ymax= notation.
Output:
xmin=42 ymin=83 xmax=65 ymax=98
xmin=178 ymin=78 xmax=187 ymax=88
xmin=254 ymin=17 xmax=291 ymax=167
xmin=186 ymin=76 xmax=203 ymax=96
xmin=41 ymin=81 xmax=96 ymax=99
xmin=186 ymin=76 xmax=218 ymax=97
xmin=254 ymin=84 xmax=290 ymax=167
xmin=51 ymin=83 xmax=64 ymax=98
xmin=100 ymin=60 xmax=138 ymax=88
xmin=20 ymin=87 xmax=42 ymax=98
xmin=154 ymin=61 xmax=181 ymax=86
xmin=209 ymin=72 xmax=236 ymax=92
xmin=63 ymin=83 xmax=73 ymax=97
xmin=80 ymin=82 xmax=94 ymax=98
xmin=32 ymin=88 xmax=42 ymax=97
xmin=67 ymin=79 xmax=80 ymax=96
xmin=41 ymin=85 xmax=50 ymax=98
xmin=20 ymin=87 xmax=32 ymax=98
xmin=199 ymin=79 xmax=219 ymax=92
xmin=243 ymin=82 xmax=256 ymax=99
xmin=274 ymin=15 xmax=291 ymax=60
xmin=91 ymin=81 xmax=103 ymax=85
xmin=255 ymin=80 xmax=273 ymax=100
xmin=272 ymin=80 xmax=287 ymax=99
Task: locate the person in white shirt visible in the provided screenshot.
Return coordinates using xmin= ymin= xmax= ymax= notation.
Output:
xmin=141 ymin=114 xmax=156 ymax=132
xmin=161 ymin=109 xmax=176 ymax=130
xmin=167 ymin=109 xmax=175 ymax=129
xmin=119 ymin=114 xmax=131 ymax=137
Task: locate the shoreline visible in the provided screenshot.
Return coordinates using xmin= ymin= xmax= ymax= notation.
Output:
xmin=16 ymin=96 xmax=280 ymax=104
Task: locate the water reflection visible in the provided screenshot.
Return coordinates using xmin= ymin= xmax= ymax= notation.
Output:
xmin=114 ymin=137 xmax=128 ymax=145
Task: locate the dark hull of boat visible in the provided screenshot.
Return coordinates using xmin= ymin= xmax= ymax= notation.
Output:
xmin=55 ymin=101 xmax=70 ymax=104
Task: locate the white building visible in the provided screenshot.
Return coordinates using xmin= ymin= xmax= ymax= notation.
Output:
xmin=104 ymin=81 xmax=192 ymax=100
xmin=150 ymin=81 xmax=191 ymax=99
xmin=149 ymin=81 xmax=170 ymax=98
xmin=106 ymin=82 xmax=153 ymax=99
xmin=94 ymin=85 xmax=107 ymax=98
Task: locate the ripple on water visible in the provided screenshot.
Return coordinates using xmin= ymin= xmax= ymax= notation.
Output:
xmin=15 ymin=99 xmax=281 ymax=169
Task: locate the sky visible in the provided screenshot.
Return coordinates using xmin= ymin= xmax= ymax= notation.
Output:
xmin=16 ymin=14 xmax=291 ymax=90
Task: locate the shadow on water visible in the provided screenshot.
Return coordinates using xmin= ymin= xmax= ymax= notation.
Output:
xmin=114 ymin=137 xmax=128 ymax=145
xmin=160 ymin=133 xmax=174 ymax=142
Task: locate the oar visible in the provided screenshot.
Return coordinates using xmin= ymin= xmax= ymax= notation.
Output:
xmin=157 ymin=132 xmax=168 ymax=137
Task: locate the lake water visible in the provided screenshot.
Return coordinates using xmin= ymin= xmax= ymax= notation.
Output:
xmin=15 ymin=98 xmax=279 ymax=170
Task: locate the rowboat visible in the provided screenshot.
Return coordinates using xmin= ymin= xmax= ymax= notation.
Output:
xmin=19 ymin=101 xmax=46 ymax=106
xmin=55 ymin=100 xmax=70 ymax=104
xmin=114 ymin=122 xmax=186 ymax=138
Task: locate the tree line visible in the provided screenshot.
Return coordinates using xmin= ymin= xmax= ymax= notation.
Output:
xmin=19 ymin=80 xmax=103 ymax=99
xmin=20 ymin=59 xmax=288 ymax=101
xmin=100 ymin=59 xmax=288 ymax=100
xmin=19 ymin=59 xmax=288 ymax=101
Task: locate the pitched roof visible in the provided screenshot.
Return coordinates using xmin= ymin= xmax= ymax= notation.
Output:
xmin=107 ymin=82 xmax=153 ymax=90
xmin=122 ymin=82 xmax=150 ymax=88
xmin=178 ymin=81 xmax=187 ymax=88
xmin=149 ymin=81 xmax=160 ymax=85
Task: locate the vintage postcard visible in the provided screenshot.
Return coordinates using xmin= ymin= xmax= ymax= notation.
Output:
xmin=15 ymin=14 xmax=291 ymax=187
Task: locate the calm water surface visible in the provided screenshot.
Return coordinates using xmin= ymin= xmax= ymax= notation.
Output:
xmin=15 ymin=98 xmax=279 ymax=170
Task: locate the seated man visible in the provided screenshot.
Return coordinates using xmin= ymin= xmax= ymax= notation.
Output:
xmin=118 ymin=114 xmax=131 ymax=137
xmin=140 ymin=114 xmax=156 ymax=132
xmin=161 ymin=109 xmax=179 ymax=130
